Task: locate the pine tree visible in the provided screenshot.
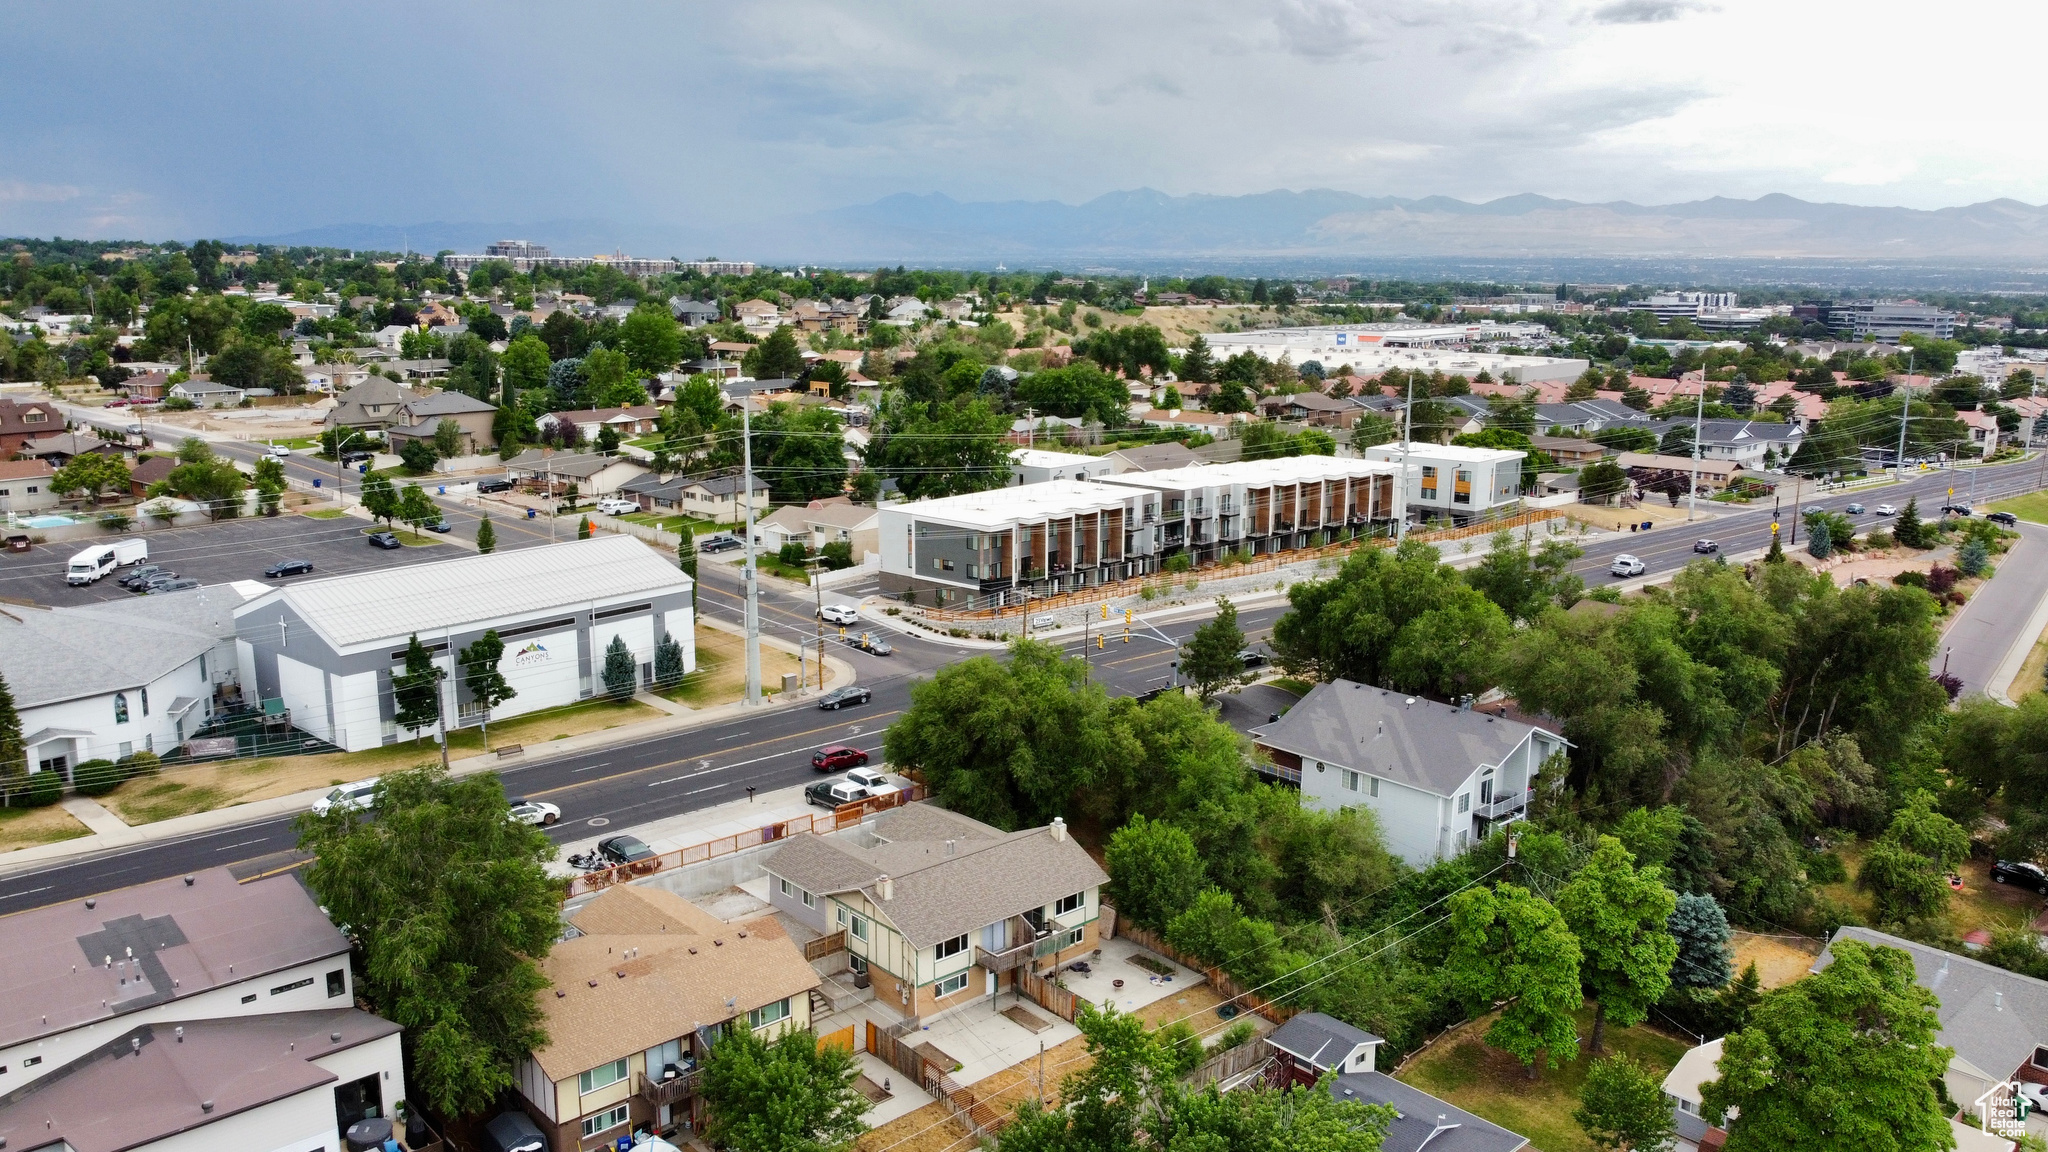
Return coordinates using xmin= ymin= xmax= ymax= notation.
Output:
xmin=577 ymin=516 xmax=592 ymax=540
xmin=601 ymin=635 xmax=637 ymax=700
xmin=1179 ymin=335 xmax=1215 ymax=384
xmin=1895 ymin=498 xmax=1925 ymax=548
xmin=1958 ymin=536 xmax=1989 ymax=577
xmin=1180 ymin=598 xmax=1249 ymax=701
xmin=1764 ymin=531 xmax=1785 ymax=563
xmin=0 ymin=671 xmax=25 ymax=805
xmin=475 ymin=515 xmax=496 ymax=554
xmin=1716 ymin=961 xmax=1762 ymax=1033
xmin=675 ymin=524 xmax=697 ymax=609
xmin=392 ymin=634 xmax=443 ymax=741
xmin=654 ymin=632 xmax=685 ymax=688
xmin=1806 ymin=519 xmax=1832 ymax=559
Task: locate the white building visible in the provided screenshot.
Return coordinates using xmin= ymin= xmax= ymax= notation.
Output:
xmin=1094 ymin=456 xmax=1400 ymax=563
xmin=231 ymin=537 xmax=693 ymax=752
xmin=1362 ymin=441 xmax=1525 ymax=522
xmin=1252 ymin=681 xmax=1569 ymax=867
xmin=1009 ymin=448 xmax=1118 ymax=486
xmin=0 ymin=867 xmax=407 ymax=1152
xmin=1200 ymin=324 xmax=1584 ymax=384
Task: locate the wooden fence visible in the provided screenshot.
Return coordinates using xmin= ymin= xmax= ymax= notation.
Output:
xmin=1181 ymin=1038 xmax=1276 ymax=1090
xmin=929 ymin=1070 xmax=1015 ymax=1142
xmin=564 ymin=784 xmax=927 ymax=898
xmin=1016 ymin=970 xmax=1080 ymax=1023
xmin=1109 ymin=917 xmax=1297 ymax=1028
xmin=803 ymin=929 xmax=847 ymax=962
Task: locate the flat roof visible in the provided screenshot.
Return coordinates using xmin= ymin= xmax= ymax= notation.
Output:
xmin=882 ymin=478 xmax=1137 ymax=530
xmin=1364 ymin=441 xmax=1526 ymax=464
xmin=1096 ymin=455 xmax=1394 ymax=492
xmin=1010 ymin=448 xmax=1099 ymax=468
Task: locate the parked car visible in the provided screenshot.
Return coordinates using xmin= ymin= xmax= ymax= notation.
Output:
xmin=595 ymin=834 xmax=657 ymax=866
xmin=817 ymin=686 xmax=872 ymax=710
xmin=1692 ymin=539 xmax=1719 ymax=554
xmin=268 ymin=444 xmax=292 ymax=457
xmin=700 ymin=534 xmax=742 ymax=553
xmin=812 ymin=744 xmax=871 ymax=772
xmin=596 ymin=498 xmax=639 ymax=516
xmin=1610 ymin=554 xmax=1646 ymax=577
xmin=818 ymin=603 xmax=859 ymax=625
xmin=1988 ymin=511 xmax=2019 ymax=527
xmin=1874 ymin=503 xmax=1898 ymax=516
xmin=846 ymin=633 xmax=893 ymax=656
xmin=844 ymin=766 xmax=890 ymax=793
xmin=1990 ymin=860 xmax=2048 ymax=892
xmin=425 ymin=518 xmax=452 ymax=533
xmin=368 ymin=531 xmax=402 ymax=549
xmin=339 ymin=450 xmax=375 ymax=467
xmin=264 ymin=558 xmax=314 ymax=578
xmin=312 ymin=778 xmax=380 ymax=816
xmin=1845 ymin=503 xmax=1866 ymax=514
xmin=1942 ymin=504 xmax=1973 ymax=517
xmin=1238 ymin=649 xmax=1267 ymax=669
xmin=481 ymin=1111 xmax=549 ymax=1152
xmin=104 ymin=398 xmax=129 ymax=408
xmin=507 ymin=798 xmax=561 ymax=826
xmin=118 ymin=564 xmax=166 ymax=590
xmin=137 ymin=573 xmax=182 ymax=593
xmin=476 ymin=477 xmax=513 ymax=494
xmin=806 ymin=779 xmax=872 ymax=808
xmin=145 ymin=578 xmax=200 ymax=594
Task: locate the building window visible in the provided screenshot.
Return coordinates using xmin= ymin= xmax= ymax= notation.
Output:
xmin=1456 ymin=470 xmax=1471 ymax=484
xmin=934 ymin=971 xmax=970 ymax=998
xmin=327 ymin=969 xmax=346 ymax=997
xmin=1370 ymin=776 xmax=1379 ymax=797
xmin=1421 ymin=466 xmax=1437 ymax=479
xmin=780 ymin=877 xmax=792 ymax=897
xmin=271 ymin=976 xmax=314 ymax=995
xmin=1455 ymin=830 xmax=1469 ymax=851
xmin=578 ymin=1058 xmax=628 ymax=1095
xmin=936 ymin=933 xmax=969 ymax=960
xmin=1453 ymin=490 xmax=1470 ymax=505
xmin=1341 ymin=769 xmax=1360 ymax=792
xmin=1055 ymin=891 xmax=1084 ymax=916
xmin=140 ymin=688 xmax=148 ymax=717
xmin=581 ymin=1105 xmax=629 ymax=1138
xmin=748 ymin=998 xmax=790 ymax=1029
xmin=851 ymin=915 xmax=869 ymax=941
xmin=2035 ymin=1045 xmax=2048 ymax=1070
xmin=1458 ymin=792 xmax=1471 ymax=814
xmin=114 ymin=692 xmax=129 ymax=724
xmin=1420 ymin=487 xmax=1437 ymax=500
xmin=803 ymin=889 xmax=814 ymax=908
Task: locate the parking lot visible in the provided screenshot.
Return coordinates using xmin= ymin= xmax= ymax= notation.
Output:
xmin=0 ymin=512 xmax=458 ymax=607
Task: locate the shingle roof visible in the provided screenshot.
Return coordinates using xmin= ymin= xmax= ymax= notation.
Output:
xmin=1328 ymin=1070 xmax=1528 ymax=1152
xmin=233 ymin=535 xmax=689 ymax=651
xmin=1820 ymin=926 xmax=2048 ymax=1084
xmin=1268 ymin=1011 xmax=1382 ymax=1070
xmin=1251 ymin=679 xmax=1557 ymax=798
xmin=503 ymin=448 xmax=641 ymax=480
xmin=533 ymin=884 xmax=819 ymax=1081
xmin=403 ymin=390 xmax=496 ymax=416
xmin=0 ymin=587 xmax=246 ymax=709
xmin=1108 ymin=442 xmax=1200 ymax=471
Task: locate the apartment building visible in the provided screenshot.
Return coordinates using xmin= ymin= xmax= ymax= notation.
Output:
xmin=1094 ymin=456 xmax=1399 ymax=563
xmin=1361 ymin=441 xmax=1526 ymax=522
xmin=878 ymin=479 xmax=1151 ymax=606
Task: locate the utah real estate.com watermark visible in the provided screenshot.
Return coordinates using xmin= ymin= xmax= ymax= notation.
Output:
xmin=1976 ymin=1081 xmax=2032 ymax=1140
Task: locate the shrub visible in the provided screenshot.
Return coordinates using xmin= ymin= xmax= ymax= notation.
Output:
xmin=818 ymin=540 xmax=854 ymax=570
xmin=1215 ymin=1020 xmax=1258 ymax=1052
xmin=71 ymin=758 xmax=128 ymax=796
xmin=1892 ymin=570 xmax=1927 ymax=589
xmin=777 ymin=541 xmax=809 ymax=568
xmin=1806 ymin=850 xmax=1848 ymax=885
xmin=1865 ymin=529 xmax=1894 ymax=549
xmin=6 ymin=770 xmax=64 ymax=808
xmin=117 ymin=750 xmax=162 ymax=778
xmin=1926 ymin=565 xmax=1958 ymax=595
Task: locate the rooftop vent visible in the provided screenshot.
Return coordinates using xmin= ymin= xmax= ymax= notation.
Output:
xmin=85 ymin=899 xmax=95 ymax=910
xmin=183 ymin=875 xmax=195 ymax=887
xmin=331 ymin=1032 xmax=341 ymax=1042
xmin=201 ymin=1101 xmax=214 ymax=1114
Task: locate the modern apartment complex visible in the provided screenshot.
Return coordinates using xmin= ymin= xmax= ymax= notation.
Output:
xmin=1361 ymin=441 xmax=1526 ymax=522
xmin=1094 ymin=456 xmax=1400 ymax=563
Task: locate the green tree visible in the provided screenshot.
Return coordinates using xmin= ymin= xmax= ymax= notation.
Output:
xmin=1580 ymin=461 xmax=1629 ymax=504
xmin=294 ymin=766 xmax=558 ymax=1119
xmin=391 ymin=632 xmax=442 ymax=742
xmin=1445 ymin=883 xmax=1583 ymax=1074
xmin=1575 ymin=1053 xmax=1678 ymax=1152
xmin=397 ymin=483 xmax=438 ymax=533
xmin=458 ymin=629 xmax=515 ymax=750
xmin=0 ymin=671 xmax=24 ymax=805
xmin=868 ymin=395 xmax=1012 ymax=498
xmin=1894 ymin=498 xmax=1926 ymax=548
xmin=1271 ymin=539 xmax=1511 ymax=698
xmin=600 ymin=634 xmax=636 ymax=699
xmin=360 ymin=470 xmax=398 ymax=526
xmin=700 ymin=1023 xmax=869 ymax=1152
xmin=1957 ymin=536 xmax=1990 ymax=577
xmin=1667 ymin=892 xmax=1734 ymax=989
xmin=676 ymin=523 xmax=697 ymax=607
xmin=578 ymin=515 xmax=592 ymax=540
xmin=433 ymin=418 xmax=465 ymax=459
xmin=251 ymin=454 xmax=287 ymax=516
xmin=1860 ymin=790 xmax=1969 ymax=923
xmin=580 ymin=345 xmax=644 ymax=407
xmin=399 ymin=438 xmax=439 ymax=474
xmin=752 ymin=402 xmax=848 ymax=502
xmin=50 ymin=452 xmax=131 ymax=504
xmin=1555 ymin=836 xmax=1678 ymax=1052
xmin=1350 ymin=412 xmax=1400 ymax=452
xmin=475 ymin=515 xmax=495 ymax=554
xmin=1158 ymin=385 xmax=1183 ymax=409
xmin=654 ymin=632 xmax=686 ymax=688
xmin=1702 ymin=939 xmax=1952 ymax=1152
xmin=1467 ymin=530 xmax=1586 ymax=622
xmin=1105 ymin=815 xmax=1206 ymax=932
xmin=1144 ymin=1079 xmax=1396 ymax=1152
xmin=617 ymin=304 xmax=684 ymax=376
xmin=1181 ymin=597 xmax=1249 ymax=701
xmin=744 ymin=325 xmax=805 ymax=380
xmin=1179 ymin=334 xmax=1216 ymax=383
xmin=159 ymin=443 xmax=248 ymax=520
xmin=1018 ymin=361 xmax=1130 ymax=423
xmin=1806 ymin=518 xmax=1832 ymax=559
xmin=500 ymin=332 xmax=551 ymax=400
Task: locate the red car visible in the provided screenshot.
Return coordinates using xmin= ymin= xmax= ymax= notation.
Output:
xmin=811 ymin=744 xmax=870 ymax=772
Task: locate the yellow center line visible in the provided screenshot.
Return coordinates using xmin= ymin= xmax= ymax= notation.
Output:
xmin=518 ymin=709 xmax=905 ymax=800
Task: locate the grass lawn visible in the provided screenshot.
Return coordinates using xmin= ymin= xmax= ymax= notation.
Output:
xmin=1992 ymin=492 xmax=2048 ymax=527
xmin=301 ymin=508 xmax=348 ymax=519
xmin=1819 ymin=837 xmax=2045 ymax=940
xmin=662 ymin=629 xmax=804 ymax=707
xmin=1397 ymin=1006 xmax=1692 ymax=1152
xmin=1268 ymin=676 xmax=1313 ymax=697
xmin=261 ymin=436 xmax=321 ymax=450
xmin=618 ymin=511 xmax=736 ymax=536
xmin=2015 ymin=627 xmax=2048 ymax=698
xmin=0 ymin=804 xmax=90 ymax=853
xmin=359 ymin=524 xmax=442 ymax=546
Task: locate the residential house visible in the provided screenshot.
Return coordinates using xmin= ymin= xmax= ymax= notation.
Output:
xmin=372 ymin=324 xmax=414 ymax=350
xmin=129 ymin=455 xmax=176 ymax=498
xmin=1960 ymin=409 xmax=2003 ymax=456
xmin=734 ymin=299 xmax=783 ymax=333
xmin=1361 ymin=441 xmax=1526 ymax=523
xmin=764 ymin=807 xmax=1108 ymax=1019
xmin=514 ymin=882 xmax=819 ymax=1146
xmin=383 ymin=391 xmax=500 ymax=457
xmin=122 ymin=370 xmax=171 ymax=401
xmin=323 ymin=376 xmax=423 ymax=435
xmin=752 ymin=501 xmax=879 ymax=558
xmin=502 ymin=449 xmax=647 ymax=498
xmin=1133 ymin=407 xmax=1245 ymax=436
xmin=1527 ymin=434 xmax=1608 ymax=466
xmin=300 ymin=363 xmax=374 ymax=396
xmin=1534 ymin=399 xmax=1656 ymax=435
xmin=1103 ymin=441 xmax=1201 ymax=472
xmin=1 ymin=398 xmax=69 ymax=455
xmin=538 ymin=405 xmax=662 ymax=444
xmin=19 ymin=431 xmax=127 ymax=468
xmin=680 ymin=357 xmax=742 ymax=380
xmin=881 ymin=297 xmax=930 ymax=325
xmin=1255 ymin=391 xmax=1358 ymax=427
xmin=1266 ymin=1013 xmax=1528 ymax=1152
xmin=1006 ymin=413 xmax=1087 ymax=446
xmin=0 ymin=867 xmax=406 ymax=1152
xmin=1614 ymin=452 xmax=1748 ymax=494
xmin=669 ymin=298 xmax=720 ymax=328
xmin=1251 ymin=681 xmax=1569 ymax=867
xmin=0 ymin=459 xmax=57 ymax=513
xmin=617 ymin=469 xmax=769 ymax=522
xmin=1690 ymin=418 xmax=1803 ymax=469
xmin=385 ymin=358 xmax=453 ymax=382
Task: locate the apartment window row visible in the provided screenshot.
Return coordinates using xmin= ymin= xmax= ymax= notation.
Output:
xmin=1340 ymin=769 xmax=1379 ymax=797
xmin=935 ymin=971 xmax=971 ymax=998
xmin=1054 ymin=891 xmax=1085 ymax=916
xmin=936 ymin=933 xmax=969 ymax=960
xmin=578 ymin=1058 xmax=628 ymax=1095
xmin=582 ymin=1104 xmax=629 ymax=1138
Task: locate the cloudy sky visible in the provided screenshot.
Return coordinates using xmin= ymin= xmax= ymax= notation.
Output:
xmin=2 ymin=0 xmax=2040 ymax=245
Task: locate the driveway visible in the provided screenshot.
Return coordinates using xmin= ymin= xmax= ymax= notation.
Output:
xmin=1939 ymin=522 xmax=2048 ymax=700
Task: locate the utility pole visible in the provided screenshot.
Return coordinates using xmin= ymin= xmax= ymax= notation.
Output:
xmin=742 ymin=397 xmax=761 ymax=706
xmin=436 ymin=626 xmax=452 ymax=771
xmin=1397 ymin=374 xmax=1415 ymax=540
xmin=1895 ymin=346 xmax=1915 ymax=480
xmin=813 ymin=561 xmax=826 ymax=691
xmin=1687 ymin=378 xmax=1705 ymax=522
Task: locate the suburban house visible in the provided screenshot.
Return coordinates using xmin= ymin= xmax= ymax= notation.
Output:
xmin=617 ymin=469 xmax=768 ymax=522
xmin=1255 ymin=391 xmax=1358 ymax=427
xmin=1960 ymin=409 xmax=2003 ymax=456
xmin=1526 ymin=434 xmax=1609 ymax=466
xmin=734 ymin=299 xmax=782 ymax=333
xmin=1266 ymin=1013 xmax=1528 ymax=1152
xmin=121 ymin=370 xmax=172 ymax=401
xmin=670 ymin=298 xmax=720 ymax=328
xmin=514 ymin=883 xmax=819 ymax=1148
xmin=381 ymin=390 xmax=500 ymax=457
xmin=129 ymin=455 xmax=177 ymax=498
xmin=881 ymin=297 xmax=930 ymax=325
xmin=169 ymin=379 xmax=245 ymax=407
xmin=0 ymin=586 xmax=248 ymax=784
xmin=1615 ymin=452 xmax=1748 ymax=495
xmin=0 ymin=459 xmax=57 ymax=513
xmin=323 ymin=376 xmax=423 ymax=435
xmin=538 ymin=405 xmax=662 ymax=443
xmin=503 ymin=449 xmax=648 ymax=497
xmin=1103 ymin=441 xmax=1201 ymax=472
xmin=752 ymin=501 xmax=879 ymax=558
xmin=763 ymin=807 xmax=1108 ymax=1020
xmin=1251 ymin=681 xmax=1568 ymax=868
xmin=20 ymin=432 xmax=128 ymax=467
xmin=0 ymin=867 xmax=406 ymax=1152
xmin=1362 ymin=441 xmax=1526 ymax=523
xmin=0 ymin=397 xmax=65 ymax=455
xmin=1533 ymin=399 xmax=1657 ymax=436
xmin=1689 ymin=418 xmax=1803 ymax=468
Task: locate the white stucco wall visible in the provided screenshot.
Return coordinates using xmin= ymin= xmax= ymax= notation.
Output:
xmin=496 ymin=626 xmax=582 ymax=720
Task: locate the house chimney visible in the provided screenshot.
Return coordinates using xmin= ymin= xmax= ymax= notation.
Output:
xmin=1050 ymin=816 xmax=1067 ymax=842
xmin=945 ymin=839 xmax=957 ymax=857
xmin=876 ymin=874 xmax=895 ymax=901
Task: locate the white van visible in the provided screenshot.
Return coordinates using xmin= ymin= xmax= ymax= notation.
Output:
xmin=66 ymin=545 xmax=119 ymax=585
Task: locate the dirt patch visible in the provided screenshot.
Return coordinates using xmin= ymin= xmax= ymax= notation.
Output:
xmin=1561 ymin=503 xmax=1696 ymax=531
xmin=0 ymin=804 xmax=90 ymax=853
xmin=1729 ymin=930 xmax=1822 ymax=989
xmin=666 ymin=627 xmax=804 ymax=707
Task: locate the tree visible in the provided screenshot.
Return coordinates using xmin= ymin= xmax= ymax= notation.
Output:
xmin=500 ymin=332 xmax=550 ymax=399
xmin=868 ymin=396 xmax=1011 ymax=499
xmin=1580 ymin=461 xmax=1629 ymax=504
xmin=1556 ymin=836 xmax=1678 ymax=1052
xmin=1142 ymin=1080 xmax=1396 ymax=1152
xmin=744 ymin=326 xmax=804 ymax=381
xmin=433 ymin=418 xmax=465 ymax=459
xmin=1666 ymin=892 xmax=1734 ymax=989
xmin=397 ymin=483 xmax=438 ymax=534
xmin=1860 ymin=790 xmax=1969 ymax=923
xmin=475 ymin=515 xmax=495 ymax=554
xmin=1575 ymin=1053 xmax=1678 ymax=1152
xmin=294 ymin=766 xmax=557 ymax=1119
xmin=654 ymin=632 xmax=686 ymax=688
xmin=1181 ymin=598 xmax=1249 ymax=701
xmin=1806 ymin=518 xmax=1832 ymax=559
xmin=399 ymin=438 xmax=440 ymax=474
xmin=0 ymin=671 xmax=25 ymax=805
xmin=361 ymin=470 xmax=397 ymax=526
xmin=1468 ymin=530 xmax=1586 ymax=622
xmin=601 ymin=634 xmax=636 ymax=700
xmin=676 ymin=524 xmax=697 ymax=607
xmin=1957 ymin=536 xmax=1990 ymax=577
xmin=1894 ymin=498 xmax=1926 ymax=548
xmin=1180 ymin=334 xmax=1216 ymax=383
xmin=1105 ymin=815 xmax=1206 ymax=933
xmin=577 ymin=515 xmax=592 ymax=540
xmin=595 ymin=423 xmax=621 ymax=455
xmin=159 ymin=444 xmax=248 ymax=520
xmin=580 ymin=345 xmax=644 ymax=408
xmin=699 ymin=1023 xmax=869 ymax=1152
xmin=50 ymin=452 xmax=131 ymax=504
xmin=1702 ymin=939 xmax=1952 ymax=1152
xmin=616 ymin=304 xmax=684 ymax=376
xmin=459 ymin=630 xmax=515 ymax=751
xmin=252 ymin=455 xmax=287 ymax=516
xmin=1158 ymin=385 xmax=1183 ymax=409
xmin=1271 ymin=539 xmax=1511 ymax=698
xmin=392 ymin=634 xmax=443 ymax=740
xmin=1351 ymin=412 xmax=1399 ymax=452
xmin=1445 ymin=883 xmax=1584 ymax=1073
xmin=1017 ymin=361 xmax=1130 ymax=423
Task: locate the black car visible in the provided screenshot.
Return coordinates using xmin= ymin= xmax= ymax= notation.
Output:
xmin=368 ymin=531 xmax=402 ymax=549
xmin=1988 ymin=511 xmax=2019 ymax=527
xmin=1991 ymin=860 xmax=2048 ymax=892
xmin=1693 ymin=539 xmax=1719 ymax=554
xmin=1238 ymin=649 xmax=1267 ymax=669
xmin=146 ymin=578 xmax=200 ymax=595
xmin=1942 ymin=504 xmax=1974 ymax=517
xmin=426 ymin=519 xmax=452 ymax=533
xmin=137 ymin=572 xmax=182 ymax=592
xmin=264 ymin=558 xmax=314 ymax=578
xmin=700 ymin=534 xmax=742 ymax=553
xmin=817 ymin=686 xmax=872 ymax=710
xmin=339 ymin=450 xmax=375 ymax=466
xmin=596 ymin=834 xmax=657 ymax=866
xmin=118 ymin=564 xmax=166 ymax=590
xmin=476 ymin=478 xmax=514 ymax=494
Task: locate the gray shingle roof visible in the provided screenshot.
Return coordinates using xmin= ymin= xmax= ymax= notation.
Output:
xmin=1820 ymin=926 xmax=2048 ymax=1084
xmin=1251 ymin=680 xmax=1556 ymax=798
xmin=1268 ymin=1011 xmax=1382 ymax=1070
xmin=1328 ymin=1070 xmax=1529 ymax=1152
xmin=403 ymin=390 xmax=496 ymax=416
xmin=0 ymin=588 xmax=245 ymax=708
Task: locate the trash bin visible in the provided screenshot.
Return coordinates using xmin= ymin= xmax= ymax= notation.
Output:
xmin=438 ymin=486 xmax=446 ymax=495
xmin=526 ymin=508 xmax=537 ymax=519
xmin=313 ymin=478 xmax=323 ymax=488
xmin=1641 ymin=521 xmax=1652 ymax=531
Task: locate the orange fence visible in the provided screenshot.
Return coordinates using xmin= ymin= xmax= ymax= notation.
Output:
xmin=563 ymin=784 xmax=927 ymax=899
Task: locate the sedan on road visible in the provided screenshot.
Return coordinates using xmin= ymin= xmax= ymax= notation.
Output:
xmin=1692 ymin=539 xmax=1719 ymax=554
xmin=846 ymin=633 xmax=893 ymax=656
xmin=145 ymin=578 xmax=200 ymax=595
xmin=264 ymin=559 xmax=314 ymax=578
xmin=1990 ymin=860 xmax=2048 ymax=892
xmin=812 ymin=744 xmax=871 ymax=772
xmin=1238 ymin=649 xmax=1268 ymax=669
xmin=507 ymin=798 xmax=561 ymax=826
xmin=1989 ymin=511 xmax=2019 ymax=527
xmin=817 ymin=686 xmax=872 ymax=710
xmin=819 ymin=603 xmax=859 ymax=625
xmin=425 ymin=518 xmax=452 ymax=533
xmin=1875 ymin=504 xmax=1898 ymax=516
xmin=596 ymin=834 xmax=657 ymax=866
xmin=1610 ymin=554 xmax=1647 ymax=577
xmin=1845 ymin=503 xmax=1865 ymax=515
xmin=268 ymin=444 xmax=292 ymax=457
xmin=367 ymin=531 xmax=402 ymax=550
xmin=1942 ymin=504 xmax=1973 ymax=517
xmin=312 ymin=778 xmax=379 ymax=817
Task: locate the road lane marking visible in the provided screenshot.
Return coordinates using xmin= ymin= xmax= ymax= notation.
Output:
xmin=0 ymin=885 xmax=52 ymax=900
xmin=686 ymin=783 xmax=730 ymax=796
xmin=213 ymin=838 xmax=271 ymax=852
xmin=716 ymin=731 xmax=751 ymax=740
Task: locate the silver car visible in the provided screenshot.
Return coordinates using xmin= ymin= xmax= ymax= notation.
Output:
xmin=508 ymin=799 xmax=561 ymax=826
xmin=1610 ymin=554 xmax=1646 ymax=577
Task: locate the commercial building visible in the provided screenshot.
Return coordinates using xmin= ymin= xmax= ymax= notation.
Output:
xmin=679 ymin=260 xmax=756 ymax=277
xmin=1624 ymin=291 xmax=1739 ymax=321
xmin=1094 ymin=456 xmax=1400 ymax=563
xmin=1361 ymin=441 xmax=1526 ymax=522
xmin=442 ymin=248 xmax=679 ymax=277
xmin=231 ymin=537 xmax=693 ymax=752
xmin=1805 ymin=300 xmax=1957 ymax=340
xmin=0 ymin=867 xmax=406 ymax=1152
xmin=1200 ymin=324 xmax=1584 ymax=384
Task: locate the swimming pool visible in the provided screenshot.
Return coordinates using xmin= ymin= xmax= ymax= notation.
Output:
xmin=19 ymin=515 xmax=75 ymax=529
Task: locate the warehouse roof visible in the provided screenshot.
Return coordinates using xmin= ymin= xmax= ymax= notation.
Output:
xmin=233 ymin=535 xmax=690 ymax=650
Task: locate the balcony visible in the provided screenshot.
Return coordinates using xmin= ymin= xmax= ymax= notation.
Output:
xmin=637 ymin=1065 xmax=701 ymax=1108
xmin=974 ymin=915 xmax=1050 ymax=972
xmin=1474 ymin=790 xmax=1530 ymax=820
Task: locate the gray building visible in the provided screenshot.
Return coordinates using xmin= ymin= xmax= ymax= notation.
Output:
xmin=231 ymin=536 xmax=693 ymax=752
xmin=1827 ymin=301 xmax=1957 ymax=341
xmin=1266 ymin=1013 xmax=1529 ymax=1152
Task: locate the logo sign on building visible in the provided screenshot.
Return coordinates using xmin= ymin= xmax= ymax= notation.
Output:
xmin=1976 ymin=1081 xmax=2030 ymax=1140
xmin=1336 ymin=333 xmax=1348 ymax=345
xmin=513 ymin=642 xmax=551 ymax=668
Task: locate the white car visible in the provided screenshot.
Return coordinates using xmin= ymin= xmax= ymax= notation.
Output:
xmin=508 ymin=798 xmax=561 ymax=826
xmin=595 ymin=498 xmax=639 ymax=516
xmin=311 ymin=778 xmax=379 ymax=816
xmin=1610 ymin=554 xmax=1646 ymax=577
xmin=818 ymin=603 xmax=859 ymax=625
xmin=268 ymin=444 xmax=292 ymax=457
xmin=1874 ymin=504 xmax=1898 ymax=516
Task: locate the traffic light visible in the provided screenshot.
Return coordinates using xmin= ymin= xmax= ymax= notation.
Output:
xmin=1123 ymin=627 xmax=1130 ymax=643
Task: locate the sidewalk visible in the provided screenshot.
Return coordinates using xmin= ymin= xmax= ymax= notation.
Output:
xmin=0 ymin=630 xmax=857 ymax=880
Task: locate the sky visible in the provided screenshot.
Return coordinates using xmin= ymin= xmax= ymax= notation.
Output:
xmin=2 ymin=0 xmax=2042 ymax=247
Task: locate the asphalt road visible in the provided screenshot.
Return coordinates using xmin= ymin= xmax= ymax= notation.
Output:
xmin=1937 ymin=521 xmax=2048 ymax=698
